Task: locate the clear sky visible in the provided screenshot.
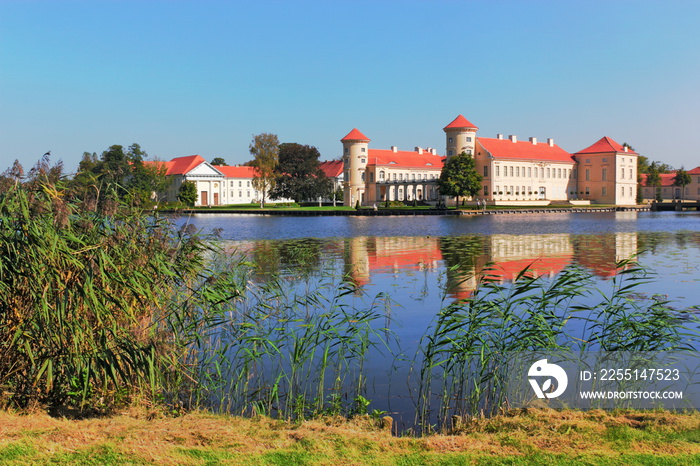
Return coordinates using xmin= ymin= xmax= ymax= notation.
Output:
xmin=1 ymin=0 xmax=699 ymax=173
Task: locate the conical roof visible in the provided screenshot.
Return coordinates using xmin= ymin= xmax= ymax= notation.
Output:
xmin=341 ymin=128 xmax=370 ymax=142
xmin=443 ymin=114 xmax=478 ymax=131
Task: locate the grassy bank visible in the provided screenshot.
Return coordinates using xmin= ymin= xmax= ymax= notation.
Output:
xmin=1 ymin=409 xmax=699 ymax=464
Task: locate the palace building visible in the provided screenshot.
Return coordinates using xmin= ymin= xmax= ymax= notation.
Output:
xmin=342 ymin=114 xmax=638 ymax=206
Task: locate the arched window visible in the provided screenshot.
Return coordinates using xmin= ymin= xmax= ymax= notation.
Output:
xmin=379 ymin=171 xmax=385 ymax=180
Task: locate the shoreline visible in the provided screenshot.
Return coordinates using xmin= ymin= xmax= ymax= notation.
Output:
xmin=159 ymin=205 xmax=652 ymax=216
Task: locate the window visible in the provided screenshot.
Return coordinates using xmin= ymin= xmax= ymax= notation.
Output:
xmin=496 ymin=166 xmax=500 ymax=176
xmin=399 ymin=173 xmax=403 ymax=181
xmin=602 ymin=168 xmax=607 ymax=181
xmin=558 ymin=168 xmax=562 ymax=178
xmin=484 ymin=166 xmax=488 ymax=177
xmin=361 ymin=148 xmax=366 ymax=152
xmin=466 ymin=149 xmax=472 ymax=155
xmin=602 ymin=158 xmax=607 ymax=162
xmin=247 ymin=190 xmax=250 ymax=197
xmin=534 ymin=167 xmax=538 ymax=178
xmin=370 ymin=173 xmax=374 ymax=182
xmin=361 ymin=158 xmax=365 ymax=164
xmin=586 ymin=159 xmax=591 ymax=163
xmin=239 ymin=190 xmax=242 ymax=197
xmin=585 ymin=169 xmax=590 ymax=181
xmin=361 ymin=172 xmax=365 ymax=181
xmin=547 ymin=168 xmax=551 ymax=178
xmin=412 ymin=173 xmax=416 ymax=181
xmin=466 ymin=137 xmax=472 ymax=142
xmin=448 ymin=150 xmax=453 ymax=156
xmin=510 ymin=166 xmax=514 ymax=177
xmin=621 ymin=168 xmax=625 ymax=179
xmin=527 ymin=167 xmax=531 ymax=177
xmin=448 ymin=137 xmax=453 ymax=143
xmin=239 ymin=181 xmax=242 ymax=187
xmin=230 ymin=190 xmax=234 ymax=198
xmin=483 ymin=185 xmax=488 ymax=195
xmin=621 ymin=186 xmax=625 ymax=196
xmin=344 ymin=148 xmax=348 ymax=153
xmin=392 ymin=173 xmax=396 ymax=180
xmin=247 ymin=181 xmax=250 ymax=187
xmin=516 ymin=167 xmax=520 ymax=177
xmin=230 ymin=181 xmax=234 ymax=187
xmin=602 ymin=186 xmax=607 ymax=196
xmin=379 ymin=171 xmax=385 ymax=180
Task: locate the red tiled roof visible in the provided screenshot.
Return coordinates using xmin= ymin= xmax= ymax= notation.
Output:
xmin=214 ymin=165 xmax=258 ymax=178
xmin=143 ymin=155 xmax=207 ymax=175
xmin=444 ymin=114 xmax=478 ymax=131
xmin=369 ymin=149 xmax=445 ymax=169
xmin=640 ymin=173 xmax=676 ymax=187
xmin=478 ymin=138 xmax=575 ymax=163
xmin=575 ymin=137 xmax=638 ymax=155
xmin=687 ymin=166 xmax=700 ymax=175
xmin=319 ymin=160 xmax=344 ymax=178
xmin=341 ymin=128 xmax=370 ymax=142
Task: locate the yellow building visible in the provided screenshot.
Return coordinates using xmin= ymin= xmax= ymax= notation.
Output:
xmin=342 ymin=114 xmax=638 ymax=206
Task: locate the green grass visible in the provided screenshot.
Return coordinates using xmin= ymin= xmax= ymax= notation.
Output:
xmin=2 ymin=410 xmax=700 ymax=465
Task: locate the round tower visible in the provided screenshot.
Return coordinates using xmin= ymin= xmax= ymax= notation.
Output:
xmin=341 ymin=128 xmax=370 ymax=206
xmin=444 ymin=114 xmax=478 ymax=159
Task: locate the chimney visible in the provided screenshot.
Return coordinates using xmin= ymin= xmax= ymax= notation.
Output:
xmin=432 ymin=148 xmax=437 ymax=155
xmin=415 ymin=146 xmax=423 ymax=154
xmin=529 ymin=137 xmax=537 ymax=145
xmin=624 ymin=146 xmax=628 ymax=152
xmin=509 ymin=135 xmax=517 ymax=143
xmin=547 ymin=138 xmax=554 ymax=147
xmin=391 ymin=146 xmax=398 ymax=152
xmin=497 ymin=133 xmax=504 ymax=140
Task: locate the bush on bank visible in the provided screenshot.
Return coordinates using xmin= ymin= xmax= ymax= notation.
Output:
xmin=0 ymin=159 xmax=210 ymax=410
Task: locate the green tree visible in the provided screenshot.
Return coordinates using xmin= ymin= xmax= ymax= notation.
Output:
xmin=270 ymin=143 xmax=331 ymax=203
xmin=211 ymin=157 xmax=227 ymax=166
xmin=249 ymin=133 xmax=280 ymax=208
xmin=646 ymin=162 xmax=663 ymax=202
xmin=71 ymin=143 xmax=165 ymax=207
xmin=437 ymin=152 xmax=483 ymax=207
xmin=178 ymin=181 xmax=197 ymax=206
xmin=672 ymin=166 xmax=691 ymax=200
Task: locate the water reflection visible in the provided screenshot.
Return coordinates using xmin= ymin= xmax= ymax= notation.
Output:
xmin=224 ymin=232 xmax=646 ymax=300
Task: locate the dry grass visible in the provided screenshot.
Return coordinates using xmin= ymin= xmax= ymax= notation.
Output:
xmin=1 ymin=408 xmax=699 ymax=464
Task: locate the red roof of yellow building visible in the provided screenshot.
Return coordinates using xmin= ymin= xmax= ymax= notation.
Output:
xmin=369 ymin=149 xmax=445 ymax=168
xmin=575 ymin=136 xmax=638 ymax=155
xmin=478 ymin=138 xmax=575 ymax=163
xmin=443 ymin=114 xmax=478 ymax=131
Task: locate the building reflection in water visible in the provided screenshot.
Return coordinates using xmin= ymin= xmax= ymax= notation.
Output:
xmin=230 ymin=232 xmax=639 ymax=301
xmin=342 ymin=232 xmax=638 ymax=300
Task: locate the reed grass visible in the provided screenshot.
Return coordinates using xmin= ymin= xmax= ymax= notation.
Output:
xmin=412 ymin=260 xmax=697 ymax=433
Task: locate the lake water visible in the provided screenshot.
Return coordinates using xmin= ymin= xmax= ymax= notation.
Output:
xmin=172 ymin=211 xmax=700 ymax=426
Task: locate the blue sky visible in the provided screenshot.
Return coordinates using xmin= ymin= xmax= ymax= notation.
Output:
xmin=1 ymin=0 xmax=699 ymax=173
